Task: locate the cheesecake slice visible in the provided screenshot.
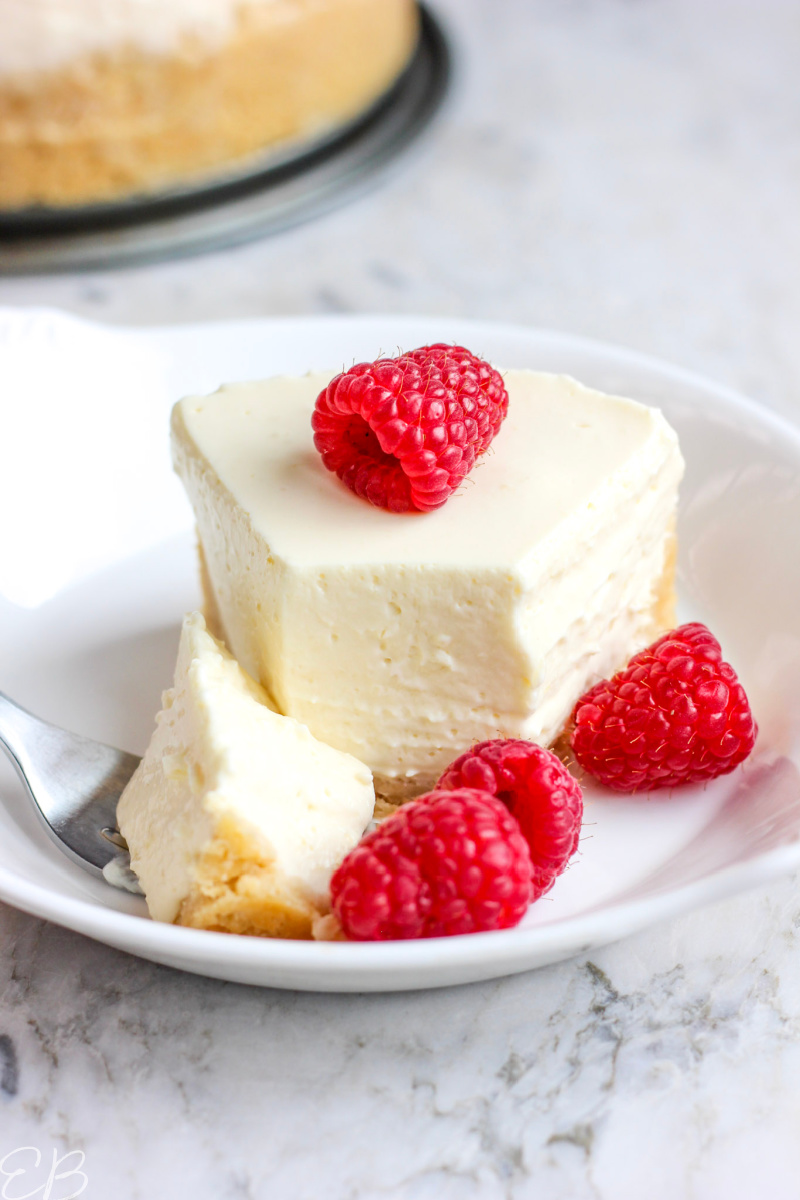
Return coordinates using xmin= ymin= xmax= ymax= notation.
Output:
xmin=172 ymin=369 xmax=684 ymax=795
xmin=117 ymin=611 xmax=374 ymax=937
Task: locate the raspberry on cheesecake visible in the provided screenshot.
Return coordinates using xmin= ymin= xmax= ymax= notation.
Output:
xmin=311 ymin=345 xmax=509 ymax=512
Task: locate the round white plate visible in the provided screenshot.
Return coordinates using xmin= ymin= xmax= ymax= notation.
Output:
xmin=2 ymin=316 xmax=800 ymax=992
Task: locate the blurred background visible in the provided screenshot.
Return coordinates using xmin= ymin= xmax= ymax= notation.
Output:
xmin=1 ymin=0 xmax=798 ymax=419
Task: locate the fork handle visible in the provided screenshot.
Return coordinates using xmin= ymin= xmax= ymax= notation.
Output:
xmin=0 ymin=690 xmax=140 ymax=876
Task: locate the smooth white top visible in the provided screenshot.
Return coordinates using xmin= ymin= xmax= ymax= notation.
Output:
xmin=177 ymin=369 xmax=678 ymax=574
xmin=0 ymin=0 xmax=278 ymax=78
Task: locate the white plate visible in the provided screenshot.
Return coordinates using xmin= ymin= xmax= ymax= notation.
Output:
xmin=2 ymin=315 xmax=800 ymax=992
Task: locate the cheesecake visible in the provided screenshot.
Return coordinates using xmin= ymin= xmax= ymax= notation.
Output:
xmin=171 ymin=369 xmax=685 ymax=798
xmin=0 ymin=0 xmax=419 ymax=208
xmin=117 ymin=611 xmax=375 ymax=937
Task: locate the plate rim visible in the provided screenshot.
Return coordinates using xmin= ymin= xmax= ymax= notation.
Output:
xmin=1 ymin=840 xmax=799 ymax=981
xmin=3 ymin=312 xmax=800 ymax=990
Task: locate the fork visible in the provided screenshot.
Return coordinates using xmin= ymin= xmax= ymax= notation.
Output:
xmin=0 ymin=690 xmax=143 ymax=891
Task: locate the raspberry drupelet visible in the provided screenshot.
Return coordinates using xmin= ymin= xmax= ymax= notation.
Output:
xmin=330 ymin=788 xmax=533 ymax=941
xmin=437 ymin=739 xmax=583 ymax=899
xmin=571 ymin=622 xmax=757 ymax=792
xmin=311 ymin=344 xmax=509 ymax=512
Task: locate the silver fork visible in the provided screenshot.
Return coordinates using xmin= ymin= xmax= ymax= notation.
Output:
xmin=0 ymin=691 xmax=143 ymax=891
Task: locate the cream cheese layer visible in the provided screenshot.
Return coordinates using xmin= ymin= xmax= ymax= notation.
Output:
xmin=0 ymin=0 xmax=279 ymax=78
xmin=172 ymin=369 xmax=684 ymax=780
xmin=117 ymin=612 xmax=374 ymax=932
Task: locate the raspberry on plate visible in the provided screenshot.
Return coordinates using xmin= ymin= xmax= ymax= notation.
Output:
xmin=571 ymin=622 xmax=757 ymax=792
xmin=311 ymin=344 xmax=509 ymax=512
xmin=330 ymin=788 xmax=533 ymax=941
xmin=437 ymin=739 xmax=583 ymax=899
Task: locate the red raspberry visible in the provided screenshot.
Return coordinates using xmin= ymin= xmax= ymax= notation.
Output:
xmin=571 ymin=622 xmax=757 ymax=792
xmin=311 ymin=344 xmax=509 ymax=512
xmin=437 ymin=739 xmax=583 ymax=899
xmin=330 ymin=788 xmax=532 ymax=941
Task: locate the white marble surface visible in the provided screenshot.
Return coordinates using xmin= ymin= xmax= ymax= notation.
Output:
xmin=2 ymin=1 xmax=800 ymax=1196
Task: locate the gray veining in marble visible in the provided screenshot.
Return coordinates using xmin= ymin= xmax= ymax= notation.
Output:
xmin=3 ymin=881 xmax=800 ymax=1199
xmin=2 ymin=1 xmax=800 ymax=1196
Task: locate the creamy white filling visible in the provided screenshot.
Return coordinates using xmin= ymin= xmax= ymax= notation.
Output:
xmin=117 ymin=612 xmax=374 ymax=924
xmin=515 ymin=437 xmax=680 ymax=742
xmin=172 ymin=369 xmax=684 ymax=779
xmin=0 ymin=0 xmax=279 ymax=79
xmin=521 ymin=518 xmax=674 ymax=745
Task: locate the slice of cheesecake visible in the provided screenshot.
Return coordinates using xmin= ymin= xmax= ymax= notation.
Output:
xmin=117 ymin=612 xmax=374 ymax=937
xmin=171 ymin=369 xmax=684 ymax=795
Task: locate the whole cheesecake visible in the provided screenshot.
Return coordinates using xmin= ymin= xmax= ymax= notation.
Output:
xmin=0 ymin=0 xmax=419 ymax=208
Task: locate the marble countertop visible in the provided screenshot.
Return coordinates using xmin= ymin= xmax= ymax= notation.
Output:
xmin=2 ymin=1 xmax=800 ymax=1196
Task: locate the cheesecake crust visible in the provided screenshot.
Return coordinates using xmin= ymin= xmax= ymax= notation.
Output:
xmin=176 ymin=816 xmax=323 ymax=939
xmin=0 ymin=0 xmax=419 ymax=207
